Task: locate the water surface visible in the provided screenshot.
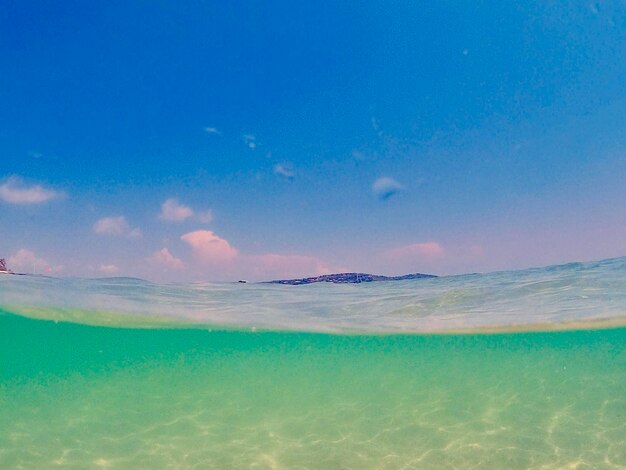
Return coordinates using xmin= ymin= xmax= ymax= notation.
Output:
xmin=1 ymin=258 xmax=625 ymax=468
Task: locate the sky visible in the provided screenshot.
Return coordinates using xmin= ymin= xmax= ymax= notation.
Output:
xmin=1 ymin=1 xmax=626 ymax=282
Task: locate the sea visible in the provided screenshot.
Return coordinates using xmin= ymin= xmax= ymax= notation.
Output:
xmin=1 ymin=257 xmax=625 ymax=469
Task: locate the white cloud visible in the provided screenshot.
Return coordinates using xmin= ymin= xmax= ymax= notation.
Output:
xmin=159 ymin=198 xmax=194 ymax=222
xmin=244 ymin=253 xmax=336 ymax=280
xmin=99 ymin=264 xmax=120 ymax=275
xmin=372 ymin=176 xmax=404 ymax=200
xmin=158 ymin=198 xmax=213 ymax=224
xmin=243 ymin=134 xmax=257 ymax=149
xmin=385 ymin=242 xmax=445 ymax=259
xmin=352 ymin=149 xmax=366 ymax=161
xmin=204 ymin=127 xmax=221 ymax=135
xmin=274 ymin=164 xmax=295 ymax=180
xmin=93 ymin=216 xmax=142 ymax=238
xmin=181 ymin=230 xmax=239 ymax=264
xmin=0 ymin=176 xmax=63 ymax=204
xmin=371 ymin=116 xmax=379 ymax=131
xmin=8 ymin=249 xmax=63 ymax=274
xmin=147 ymin=248 xmax=184 ymax=270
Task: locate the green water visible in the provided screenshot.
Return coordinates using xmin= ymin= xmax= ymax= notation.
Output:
xmin=1 ymin=312 xmax=624 ymax=469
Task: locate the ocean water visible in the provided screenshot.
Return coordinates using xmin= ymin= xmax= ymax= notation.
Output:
xmin=0 ymin=258 xmax=625 ymax=468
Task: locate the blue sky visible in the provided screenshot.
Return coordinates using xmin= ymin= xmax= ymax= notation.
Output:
xmin=1 ymin=1 xmax=626 ymax=281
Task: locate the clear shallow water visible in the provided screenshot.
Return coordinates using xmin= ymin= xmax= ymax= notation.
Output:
xmin=1 ymin=258 xmax=625 ymax=468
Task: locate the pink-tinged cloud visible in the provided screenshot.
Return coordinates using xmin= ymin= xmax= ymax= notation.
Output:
xmin=177 ymin=230 xmax=338 ymax=280
xmin=8 ymin=249 xmax=64 ymax=274
xmin=468 ymin=245 xmax=485 ymax=257
xmin=180 ymin=230 xmax=238 ymax=263
xmin=99 ymin=264 xmax=120 ymax=275
xmin=0 ymin=176 xmax=63 ymax=204
xmin=196 ymin=209 xmax=213 ymax=224
xmin=385 ymin=241 xmax=445 ymax=259
xmin=245 ymin=253 xmax=335 ymax=279
xmin=148 ymin=248 xmax=184 ymax=270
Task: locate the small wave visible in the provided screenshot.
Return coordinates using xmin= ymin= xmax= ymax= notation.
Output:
xmin=1 ymin=257 xmax=626 ymax=334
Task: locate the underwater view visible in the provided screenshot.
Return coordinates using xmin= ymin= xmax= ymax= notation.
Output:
xmin=1 ymin=257 xmax=625 ymax=468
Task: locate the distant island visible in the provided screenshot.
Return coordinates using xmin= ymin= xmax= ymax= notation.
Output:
xmin=0 ymin=258 xmax=27 ymax=276
xmin=0 ymin=258 xmax=12 ymax=275
xmin=267 ymin=272 xmax=436 ymax=285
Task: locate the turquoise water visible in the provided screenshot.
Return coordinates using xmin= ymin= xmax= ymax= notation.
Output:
xmin=1 ymin=258 xmax=625 ymax=468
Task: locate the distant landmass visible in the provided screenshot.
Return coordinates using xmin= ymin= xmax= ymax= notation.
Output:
xmin=267 ymin=272 xmax=437 ymax=285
